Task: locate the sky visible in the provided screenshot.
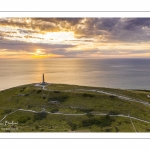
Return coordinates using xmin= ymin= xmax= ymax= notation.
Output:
xmin=0 ymin=18 xmax=150 ymax=59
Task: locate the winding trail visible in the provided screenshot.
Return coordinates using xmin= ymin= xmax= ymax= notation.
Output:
xmin=35 ymin=83 xmax=150 ymax=106
xmin=1 ymin=108 xmax=150 ymax=125
xmin=128 ymin=114 xmax=137 ymax=132
xmin=0 ymin=110 xmax=18 ymax=122
xmin=77 ymin=89 xmax=150 ymax=106
xmin=1 ymin=84 xmax=149 ymax=130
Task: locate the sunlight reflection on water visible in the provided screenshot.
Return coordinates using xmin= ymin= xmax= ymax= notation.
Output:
xmin=1 ymin=58 xmax=150 ymax=90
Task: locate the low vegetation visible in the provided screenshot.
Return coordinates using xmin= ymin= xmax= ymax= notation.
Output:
xmin=0 ymin=83 xmax=150 ymax=132
xmin=34 ymin=112 xmax=47 ymax=121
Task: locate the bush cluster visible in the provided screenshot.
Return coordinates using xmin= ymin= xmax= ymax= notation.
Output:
xmin=18 ymin=116 xmax=31 ymax=123
xmin=82 ymin=93 xmax=94 ymax=98
xmin=48 ymin=95 xmax=68 ymax=102
xmin=82 ymin=115 xmax=114 ymax=127
xmin=34 ymin=112 xmax=47 ymax=121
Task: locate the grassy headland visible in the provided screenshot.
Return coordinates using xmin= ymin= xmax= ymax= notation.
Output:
xmin=0 ymin=83 xmax=150 ymax=132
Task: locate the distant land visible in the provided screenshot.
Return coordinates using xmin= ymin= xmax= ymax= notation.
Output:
xmin=0 ymin=83 xmax=150 ymax=132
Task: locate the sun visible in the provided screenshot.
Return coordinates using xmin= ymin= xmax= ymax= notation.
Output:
xmin=36 ymin=50 xmax=42 ymax=55
xmin=35 ymin=49 xmax=45 ymax=55
xmin=29 ymin=49 xmax=47 ymax=58
xmin=29 ymin=48 xmax=64 ymax=59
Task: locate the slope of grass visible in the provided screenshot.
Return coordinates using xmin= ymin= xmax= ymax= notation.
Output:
xmin=0 ymin=83 xmax=150 ymax=132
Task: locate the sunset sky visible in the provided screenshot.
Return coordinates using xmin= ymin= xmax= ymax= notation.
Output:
xmin=0 ymin=18 xmax=150 ymax=58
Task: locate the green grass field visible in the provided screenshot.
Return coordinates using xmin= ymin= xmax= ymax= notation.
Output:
xmin=0 ymin=83 xmax=150 ymax=132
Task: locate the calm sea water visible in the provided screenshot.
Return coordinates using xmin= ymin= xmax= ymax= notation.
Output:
xmin=0 ymin=58 xmax=150 ymax=90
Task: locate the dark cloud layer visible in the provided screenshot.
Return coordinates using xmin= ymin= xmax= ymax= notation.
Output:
xmin=0 ymin=38 xmax=75 ymax=52
xmin=1 ymin=18 xmax=150 ymax=57
xmin=1 ymin=18 xmax=150 ymax=43
xmin=123 ymin=18 xmax=150 ymax=30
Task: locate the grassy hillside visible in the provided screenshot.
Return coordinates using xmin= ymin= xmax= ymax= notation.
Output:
xmin=0 ymin=83 xmax=150 ymax=132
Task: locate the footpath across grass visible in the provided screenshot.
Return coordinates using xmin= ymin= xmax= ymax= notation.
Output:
xmin=0 ymin=83 xmax=150 ymax=132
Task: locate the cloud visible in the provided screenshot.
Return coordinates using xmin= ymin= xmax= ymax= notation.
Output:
xmin=1 ymin=18 xmax=150 ymax=58
xmin=0 ymin=38 xmax=75 ymax=53
xmin=18 ymin=29 xmax=38 ymax=34
xmin=123 ymin=18 xmax=150 ymax=31
xmin=1 ymin=18 xmax=150 ymax=43
xmin=32 ymin=18 xmax=82 ymax=25
xmin=24 ymin=35 xmax=44 ymax=40
xmin=0 ymin=18 xmax=60 ymax=33
xmin=72 ymin=18 xmax=150 ymax=43
xmin=4 ymin=31 xmax=17 ymax=34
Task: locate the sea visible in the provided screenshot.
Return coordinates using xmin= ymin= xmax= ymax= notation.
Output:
xmin=0 ymin=58 xmax=150 ymax=91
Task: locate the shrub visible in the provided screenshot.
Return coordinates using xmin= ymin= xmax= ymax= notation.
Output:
xmin=68 ymin=121 xmax=77 ymax=131
xmin=86 ymin=112 xmax=94 ymax=118
xmin=35 ymin=125 xmax=39 ymax=130
xmin=105 ymin=128 xmax=111 ymax=132
xmin=34 ymin=112 xmax=47 ymax=121
xmin=109 ymin=95 xmax=115 ymax=99
xmin=48 ymin=95 xmax=68 ymax=102
xmin=18 ymin=116 xmax=31 ymax=123
xmin=78 ymin=108 xmax=93 ymax=113
xmin=41 ymin=129 xmax=44 ymax=132
xmin=100 ymin=115 xmax=114 ymax=127
xmin=54 ymin=91 xmax=60 ymax=93
xmin=115 ymin=126 xmax=119 ymax=132
xmin=20 ymin=89 xmax=24 ymax=92
xmin=82 ymin=93 xmax=94 ymax=98
xmin=51 ymin=108 xmax=59 ymax=113
xmin=109 ymin=111 xmax=119 ymax=115
xmin=37 ymin=90 xmax=42 ymax=94
xmin=27 ymin=105 xmax=32 ymax=108
xmin=2 ymin=109 xmax=12 ymax=115
xmin=82 ymin=118 xmax=100 ymax=127
xmin=82 ymin=115 xmax=114 ymax=127
xmin=42 ymin=94 xmax=46 ymax=99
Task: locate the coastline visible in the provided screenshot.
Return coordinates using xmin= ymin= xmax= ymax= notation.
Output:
xmin=0 ymin=82 xmax=149 ymax=92
xmin=1 ymin=82 xmax=150 ymax=132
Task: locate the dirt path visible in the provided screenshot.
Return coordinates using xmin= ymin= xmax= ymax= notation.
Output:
xmin=76 ymin=89 xmax=150 ymax=106
xmin=35 ymin=84 xmax=150 ymax=106
xmin=128 ymin=114 xmax=137 ymax=132
xmin=1 ymin=108 xmax=150 ymax=125
xmin=1 ymin=84 xmax=148 ymax=129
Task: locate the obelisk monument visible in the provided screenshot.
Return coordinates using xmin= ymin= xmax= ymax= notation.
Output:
xmin=43 ymin=74 xmax=45 ymax=83
xmin=42 ymin=74 xmax=45 ymax=85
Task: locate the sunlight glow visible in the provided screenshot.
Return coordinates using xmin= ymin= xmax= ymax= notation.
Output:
xmin=1 ymin=18 xmax=150 ymax=59
xmin=43 ymin=32 xmax=75 ymax=42
xmin=35 ymin=49 xmax=45 ymax=55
